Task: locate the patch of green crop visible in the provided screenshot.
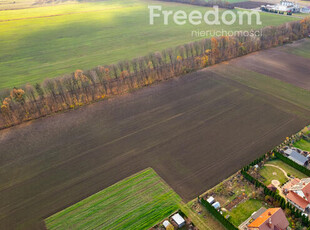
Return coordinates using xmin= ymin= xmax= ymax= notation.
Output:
xmin=45 ymin=168 xmax=181 ymax=230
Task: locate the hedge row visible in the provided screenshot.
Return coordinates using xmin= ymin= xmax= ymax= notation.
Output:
xmin=200 ymin=145 xmax=310 ymax=228
xmin=241 ymin=153 xmax=310 ymax=226
xmin=200 ymin=198 xmax=238 ymax=230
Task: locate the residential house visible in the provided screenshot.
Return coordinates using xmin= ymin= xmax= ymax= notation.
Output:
xmin=286 ymin=178 xmax=310 ymax=213
xmin=282 ymin=178 xmax=300 ymax=194
xmin=247 ymin=208 xmax=289 ymax=230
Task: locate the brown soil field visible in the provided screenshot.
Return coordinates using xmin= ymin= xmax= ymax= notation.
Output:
xmin=0 ymin=40 xmax=310 ymax=229
xmin=229 ymin=40 xmax=310 ymax=90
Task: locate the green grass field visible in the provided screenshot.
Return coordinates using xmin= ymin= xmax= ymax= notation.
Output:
xmin=293 ymin=139 xmax=310 ymax=151
xmin=0 ymin=0 xmax=299 ymax=89
xmin=259 ymin=159 xmax=308 ymax=185
xmin=45 ymin=168 xmax=181 ymax=230
xmin=229 ymin=199 xmax=266 ymax=226
xmin=259 ymin=165 xmax=288 ymax=185
xmin=268 ymin=159 xmax=308 ymax=179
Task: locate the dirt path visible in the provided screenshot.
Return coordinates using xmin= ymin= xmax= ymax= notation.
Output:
xmin=266 ymin=164 xmax=288 ymax=199
xmin=271 ymin=179 xmax=286 ymax=199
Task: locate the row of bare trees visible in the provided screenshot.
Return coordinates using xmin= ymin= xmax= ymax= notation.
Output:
xmin=0 ymin=18 xmax=309 ymax=129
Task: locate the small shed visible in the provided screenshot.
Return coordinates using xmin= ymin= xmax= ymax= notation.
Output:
xmin=207 ymin=196 xmax=215 ymax=204
xmin=172 ymin=213 xmax=186 ymax=228
xmin=212 ymin=201 xmax=221 ymax=210
xmin=163 ymin=220 xmax=173 ymax=230
xmin=254 ymin=164 xmax=259 ymax=169
xmin=267 ymin=184 xmax=277 ymax=192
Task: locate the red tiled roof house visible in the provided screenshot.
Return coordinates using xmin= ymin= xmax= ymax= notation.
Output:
xmin=285 ymin=178 xmax=310 ymax=213
xmin=247 ymin=208 xmax=289 ymax=230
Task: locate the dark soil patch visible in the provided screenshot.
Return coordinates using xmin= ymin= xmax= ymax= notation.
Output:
xmin=230 ymin=45 xmax=310 ymax=90
xmin=0 ymin=41 xmax=310 ymax=229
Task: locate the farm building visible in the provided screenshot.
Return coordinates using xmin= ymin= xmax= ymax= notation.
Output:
xmin=247 ymin=208 xmax=289 ymax=230
xmin=280 ymin=0 xmax=297 ymax=7
xmin=171 ymin=213 xmax=185 ymax=228
xmin=261 ymin=0 xmax=300 ymax=14
xmin=301 ymin=7 xmax=310 ymax=13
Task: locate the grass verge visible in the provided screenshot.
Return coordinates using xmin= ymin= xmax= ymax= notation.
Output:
xmin=229 ymin=199 xmax=266 ymax=227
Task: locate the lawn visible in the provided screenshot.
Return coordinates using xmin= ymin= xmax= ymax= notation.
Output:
xmin=229 ymin=199 xmax=266 ymax=227
xmin=268 ymin=159 xmax=308 ymax=179
xmin=258 ymin=158 xmax=309 ymax=185
xmin=0 ymin=0 xmax=299 ymax=89
xmin=293 ymin=139 xmax=310 ymax=151
xmin=259 ymin=165 xmax=288 ymax=185
xmin=45 ymin=168 xmax=181 ymax=230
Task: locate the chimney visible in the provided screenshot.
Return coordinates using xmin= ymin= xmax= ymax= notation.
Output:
xmin=268 ymin=218 xmax=272 ymax=227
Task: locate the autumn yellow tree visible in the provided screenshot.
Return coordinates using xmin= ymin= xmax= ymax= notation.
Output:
xmin=10 ymin=88 xmax=25 ymax=104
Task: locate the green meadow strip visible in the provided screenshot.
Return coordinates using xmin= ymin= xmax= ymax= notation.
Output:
xmin=45 ymin=168 xmax=181 ymax=230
